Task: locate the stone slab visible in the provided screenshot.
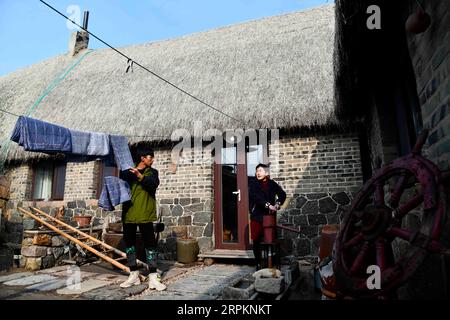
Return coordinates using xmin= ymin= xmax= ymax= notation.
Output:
xmin=137 ymin=291 xmax=217 ymax=300
xmin=254 ymin=276 xmax=285 ymax=294
xmin=26 ymin=279 xmax=68 ymax=291
xmin=4 ymin=274 xmax=57 ymax=286
xmin=0 ymin=272 xmax=33 ymax=283
xmin=56 ymin=279 xmax=112 ymax=295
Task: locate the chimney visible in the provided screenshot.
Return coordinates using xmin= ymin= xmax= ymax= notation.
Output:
xmin=68 ymin=11 xmax=90 ymax=56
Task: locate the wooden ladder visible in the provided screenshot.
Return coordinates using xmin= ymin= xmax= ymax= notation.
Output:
xmin=18 ymin=207 xmax=148 ymax=281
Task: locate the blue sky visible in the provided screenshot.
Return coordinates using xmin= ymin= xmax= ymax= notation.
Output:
xmin=0 ymin=0 xmax=332 ymax=76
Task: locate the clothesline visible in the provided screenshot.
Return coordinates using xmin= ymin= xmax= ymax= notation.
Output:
xmin=10 ymin=115 xmax=134 ymax=171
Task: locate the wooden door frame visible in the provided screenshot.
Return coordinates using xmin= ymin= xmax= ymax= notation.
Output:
xmin=213 ymin=153 xmax=250 ymax=250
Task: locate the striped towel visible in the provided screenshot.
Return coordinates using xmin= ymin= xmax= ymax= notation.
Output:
xmin=110 ymin=135 xmax=134 ymax=171
xmin=10 ymin=116 xmax=72 ymax=153
xmin=98 ymin=176 xmax=131 ymax=211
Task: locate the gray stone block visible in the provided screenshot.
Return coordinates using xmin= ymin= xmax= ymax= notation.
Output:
xmin=222 ymin=278 xmax=255 ymax=300
xmin=193 ymin=211 xmax=212 ymax=224
xmin=302 ymin=201 xmax=318 ymax=215
xmin=197 ymin=237 xmax=212 ymax=253
xmin=307 ymin=214 xmax=327 ymax=225
xmin=21 ymin=245 xmax=48 ymax=257
xmin=254 ymin=276 xmax=285 ymax=294
xmin=172 ymin=205 xmax=184 ymax=216
xmin=67 ymin=201 xmax=77 ymax=209
xmin=295 ymin=196 xmax=308 ymax=208
xmin=319 ymin=197 xmax=337 ymax=213
xmin=23 ymin=219 xmax=38 ymax=230
xmin=306 ymin=193 xmax=327 ymax=200
xmin=203 ymin=223 xmax=213 ymax=237
xmin=42 ymin=255 xmax=55 ymax=269
xmin=178 ymin=215 xmax=192 ymax=225
xmin=184 ymin=203 xmax=204 ymax=213
xmin=332 ymin=192 xmax=350 ymax=205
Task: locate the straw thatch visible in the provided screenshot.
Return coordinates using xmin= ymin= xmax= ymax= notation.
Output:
xmin=1 ymin=4 xmax=336 ymax=162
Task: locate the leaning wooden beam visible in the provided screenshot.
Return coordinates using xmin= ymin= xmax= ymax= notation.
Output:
xmin=29 ymin=206 xmax=148 ymax=269
xmin=18 ymin=207 xmax=146 ymax=281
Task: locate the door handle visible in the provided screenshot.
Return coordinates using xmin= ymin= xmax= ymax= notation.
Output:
xmin=232 ymin=190 xmax=241 ymax=201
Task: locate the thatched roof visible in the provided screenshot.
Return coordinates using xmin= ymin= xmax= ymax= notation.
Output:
xmin=1 ymin=4 xmax=336 ymax=162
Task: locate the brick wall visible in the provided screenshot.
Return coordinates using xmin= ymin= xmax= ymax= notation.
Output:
xmin=7 ymin=164 xmax=32 ymax=201
xmin=408 ymin=0 xmax=450 ymax=170
xmin=270 ymin=133 xmax=363 ymax=257
xmin=404 ymin=0 xmax=450 ymax=299
xmin=64 ymin=161 xmax=97 ymax=200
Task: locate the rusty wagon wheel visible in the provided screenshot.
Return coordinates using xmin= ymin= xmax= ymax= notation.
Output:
xmin=333 ymin=130 xmax=448 ymax=299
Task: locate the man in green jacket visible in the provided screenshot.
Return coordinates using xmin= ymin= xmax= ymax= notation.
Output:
xmin=118 ymin=147 xmax=166 ymax=291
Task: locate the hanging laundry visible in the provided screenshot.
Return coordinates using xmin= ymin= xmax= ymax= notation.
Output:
xmin=10 ymin=116 xmax=72 ymax=153
xmin=110 ymin=135 xmax=134 ymax=171
xmin=98 ymin=176 xmax=131 ymax=211
xmin=70 ymin=130 xmax=110 ymax=156
xmin=87 ymin=132 xmax=110 ymax=156
xmin=69 ymin=129 xmax=91 ymax=155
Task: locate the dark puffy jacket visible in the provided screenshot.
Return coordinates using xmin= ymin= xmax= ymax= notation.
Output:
xmin=249 ymin=178 xmax=286 ymax=222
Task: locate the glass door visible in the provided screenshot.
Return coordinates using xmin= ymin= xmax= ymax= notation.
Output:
xmin=214 ymin=145 xmax=249 ymax=250
xmin=214 ymin=141 xmax=267 ymax=250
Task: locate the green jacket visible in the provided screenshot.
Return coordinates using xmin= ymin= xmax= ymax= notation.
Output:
xmin=120 ymin=166 xmax=159 ymax=224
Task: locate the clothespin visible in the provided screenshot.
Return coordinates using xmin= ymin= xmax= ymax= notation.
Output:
xmin=126 ymin=59 xmax=134 ymax=73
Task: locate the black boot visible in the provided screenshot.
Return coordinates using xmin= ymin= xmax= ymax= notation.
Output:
xmin=125 ymin=246 xmax=138 ymax=271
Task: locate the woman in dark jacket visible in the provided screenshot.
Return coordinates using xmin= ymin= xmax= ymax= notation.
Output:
xmin=249 ymin=163 xmax=286 ymax=270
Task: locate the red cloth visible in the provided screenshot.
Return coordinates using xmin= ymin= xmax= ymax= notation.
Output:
xmin=251 ymin=219 xmax=264 ymax=241
xmin=260 ymin=179 xmax=270 ymax=193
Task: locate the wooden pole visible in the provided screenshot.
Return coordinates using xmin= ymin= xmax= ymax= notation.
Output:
xmin=29 ymin=207 xmax=148 ymax=268
xmin=19 ymin=207 xmax=147 ymax=281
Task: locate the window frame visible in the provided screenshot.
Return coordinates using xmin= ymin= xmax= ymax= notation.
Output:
xmin=31 ymin=160 xmax=67 ymax=201
xmin=95 ymin=159 xmax=119 ymax=199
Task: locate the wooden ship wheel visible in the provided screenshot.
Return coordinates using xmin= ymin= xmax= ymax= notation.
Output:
xmin=333 ymin=130 xmax=450 ymax=299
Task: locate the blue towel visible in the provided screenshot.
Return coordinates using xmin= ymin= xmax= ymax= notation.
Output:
xmin=98 ymin=176 xmax=131 ymax=211
xmin=110 ymin=135 xmax=134 ymax=171
xmin=10 ymin=116 xmax=72 ymax=153
xmin=70 ymin=129 xmax=91 ymax=155
xmin=87 ymin=132 xmax=110 ymax=156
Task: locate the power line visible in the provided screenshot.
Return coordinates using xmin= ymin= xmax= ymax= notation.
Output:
xmin=0 ymin=108 xmax=21 ymax=118
xmin=39 ymin=0 xmax=246 ymax=126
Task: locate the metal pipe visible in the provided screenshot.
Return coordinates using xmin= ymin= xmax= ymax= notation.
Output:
xmin=83 ymin=11 xmax=89 ymax=30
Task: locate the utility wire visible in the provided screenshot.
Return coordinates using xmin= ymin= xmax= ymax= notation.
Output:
xmin=39 ymin=0 xmax=246 ymax=126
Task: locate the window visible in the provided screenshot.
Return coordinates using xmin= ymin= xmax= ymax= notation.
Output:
xmin=32 ymin=161 xmax=67 ymax=201
xmin=96 ymin=158 xmax=119 ymax=199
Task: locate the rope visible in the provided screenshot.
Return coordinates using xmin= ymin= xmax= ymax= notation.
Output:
xmin=0 ymin=51 xmax=93 ymax=174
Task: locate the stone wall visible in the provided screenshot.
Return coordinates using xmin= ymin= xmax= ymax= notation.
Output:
xmin=153 ymin=147 xmax=214 ymax=256
xmin=270 ymin=133 xmax=363 ymax=257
